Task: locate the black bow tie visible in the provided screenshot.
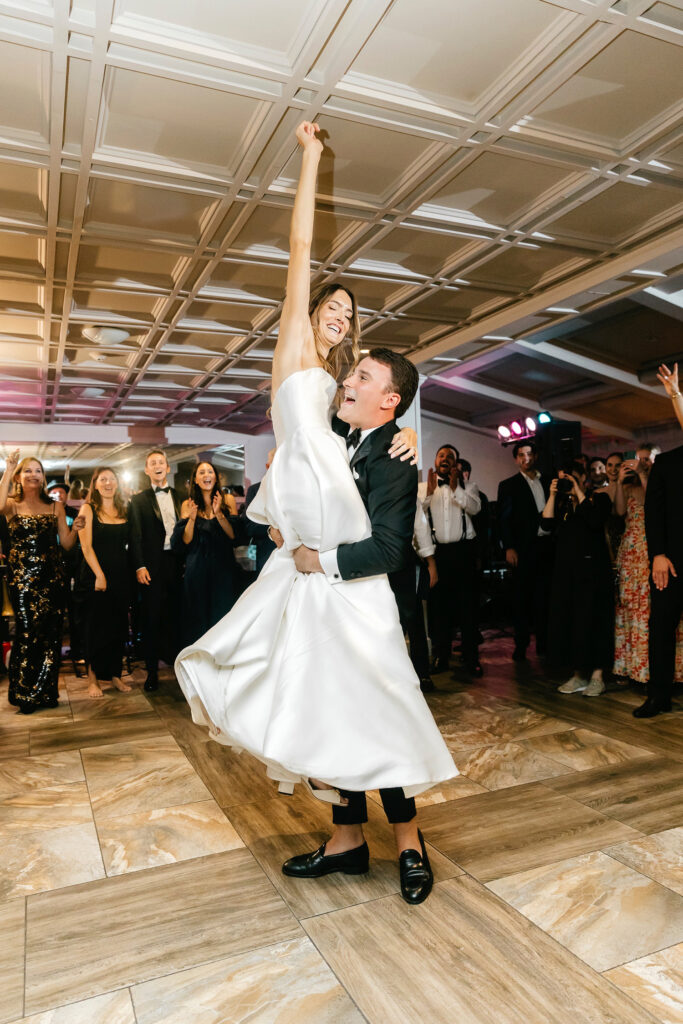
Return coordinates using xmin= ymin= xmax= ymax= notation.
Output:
xmin=437 ymin=477 xmax=449 ymax=487
xmin=346 ymin=428 xmax=362 ymax=450
xmin=155 ymin=486 xmax=170 ymax=494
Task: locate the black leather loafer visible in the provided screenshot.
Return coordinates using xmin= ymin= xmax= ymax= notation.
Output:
xmin=282 ymin=841 xmax=369 ymax=878
xmin=399 ymin=830 xmax=433 ymax=905
xmin=143 ymin=675 xmax=159 ymax=693
xmin=420 ymin=676 xmax=435 ymax=693
xmin=633 ymin=698 xmax=672 ymax=718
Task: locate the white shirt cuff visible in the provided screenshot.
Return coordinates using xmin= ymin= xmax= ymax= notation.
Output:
xmin=319 ymin=547 xmax=342 ymax=583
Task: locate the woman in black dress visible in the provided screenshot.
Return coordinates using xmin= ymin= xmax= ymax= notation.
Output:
xmin=171 ymin=461 xmax=242 ymax=646
xmin=0 ymin=450 xmax=81 ymax=713
xmin=543 ymin=460 xmax=614 ymax=697
xmin=78 ymin=467 xmax=131 ymax=698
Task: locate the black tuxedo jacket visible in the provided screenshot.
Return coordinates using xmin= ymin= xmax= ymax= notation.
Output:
xmin=497 ymin=471 xmax=550 ymax=554
xmin=645 ymin=444 xmax=683 ymax=568
xmin=129 ymin=485 xmax=183 ymax=574
xmin=332 ymin=417 xmax=417 ymax=622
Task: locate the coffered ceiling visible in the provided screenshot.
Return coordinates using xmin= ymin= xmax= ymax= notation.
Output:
xmin=0 ymin=0 xmax=682 ymax=447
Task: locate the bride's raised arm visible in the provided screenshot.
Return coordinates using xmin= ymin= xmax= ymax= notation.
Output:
xmin=271 ymin=122 xmax=323 ymax=394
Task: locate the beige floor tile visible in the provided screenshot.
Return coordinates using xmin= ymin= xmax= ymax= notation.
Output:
xmin=304 ymin=875 xmax=660 ymax=1024
xmin=419 ymin=782 xmax=638 ymax=881
xmin=0 ymin=782 xmax=92 ymax=834
xmin=96 ymin=799 xmax=244 ymax=876
xmin=606 ymin=828 xmax=683 ymax=895
xmin=523 ymin=728 xmax=655 ymax=771
xmin=29 ymin=713 xmax=167 ymax=755
xmin=605 ymin=944 xmax=683 ymax=1024
xmin=370 ymin=775 xmax=489 ymax=808
xmin=81 ymin=736 xmax=211 ymax=819
xmin=10 ymin=990 xmax=136 ymax=1024
xmin=487 ymin=850 xmax=683 ymax=972
xmin=228 ymin=788 xmax=461 ymax=920
xmin=0 ymin=699 xmax=72 ymax=732
xmin=433 ymin=702 xmax=575 ymax=751
xmin=545 ymin=757 xmax=683 ymax=833
xmin=131 ymin=936 xmax=363 ymax=1023
xmin=1 ymin=822 xmax=105 ymax=900
xmin=24 ymin=849 xmax=300 ymax=1014
xmin=456 ymin=741 xmax=574 ymax=790
xmin=0 ymin=899 xmax=25 ymax=1024
xmin=0 ymin=751 xmax=84 ymax=799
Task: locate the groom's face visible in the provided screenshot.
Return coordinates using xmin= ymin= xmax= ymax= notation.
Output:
xmin=339 ymin=357 xmax=400 ymax=428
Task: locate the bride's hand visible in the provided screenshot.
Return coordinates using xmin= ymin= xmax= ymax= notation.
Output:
xmin=295 ymin=120 xmax=323 ymax=156
xmin=389 ymin=427 xmax=418 ymax=465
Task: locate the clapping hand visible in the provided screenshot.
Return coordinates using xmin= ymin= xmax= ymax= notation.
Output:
xmin=426 ymin=467 xmax=438 ymax=496
xmin=212 ymin=492 xmax=224 ymax=517
xmin=187 ymin=499 xmax=198 ymax=522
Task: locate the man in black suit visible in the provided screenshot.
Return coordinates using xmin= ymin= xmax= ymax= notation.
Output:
xmin=638 ymin=443 xmax=683 ymax=717
xmin=129 ymin=449 xmax=183 ymax=692
xmin=243 ymin=449 xmax=276 ymax=575
xmin=497 ymin=440 xmax=552 ymax=661
xmin=285 ymin=348 xmax=434 ymax=905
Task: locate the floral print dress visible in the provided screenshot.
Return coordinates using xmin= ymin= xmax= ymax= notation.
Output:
xmin=613 ymin=493 xmax=683 ymax=683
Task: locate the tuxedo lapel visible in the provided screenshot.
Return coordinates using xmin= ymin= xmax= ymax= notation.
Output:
xmin=350 ymin=422 xmax=396 ymax=507
xmin=146 ymin=487 xmax=163 ymax=524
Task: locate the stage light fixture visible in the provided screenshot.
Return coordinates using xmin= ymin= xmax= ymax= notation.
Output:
xmin=525 ymin=417 xmax=537 ymax=432
xmin=497 ymin=425 xmax=511 ymax=439
xmin=538 ymin=411 xmax=552 ymax=424
xmin=510 ymin=421 xmax=523 ymax=435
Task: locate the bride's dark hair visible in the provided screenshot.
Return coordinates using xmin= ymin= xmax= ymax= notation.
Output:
xmin=309 ymin=283 xmax=361 ymax=380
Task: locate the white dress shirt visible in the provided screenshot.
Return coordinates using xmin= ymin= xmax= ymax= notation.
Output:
xmin=320 ymin=426 xmax=379 ymax=583
xmin=418 ymin=478 xmax=481 ymax=543
xmin=521 ymin=471 xmax=547 ymax=537
xmin=414 ymin=500 xmax=435 ymax=559
xmin=154 ymin=487 xmax=177 ymax=550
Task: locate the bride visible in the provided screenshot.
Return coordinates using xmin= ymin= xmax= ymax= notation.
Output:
xmin=175 ymin=121 xmax=456 ymax=901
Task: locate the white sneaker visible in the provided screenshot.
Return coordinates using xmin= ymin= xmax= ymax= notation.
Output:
xmin=584 ymin=677 xmax=605 ymax=697
xmin=557 ymin=675 xmax=588 ymax=693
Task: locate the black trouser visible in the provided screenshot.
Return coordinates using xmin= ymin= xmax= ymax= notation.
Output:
xmin=332 ymin=787 xmax=416 ymax=825
xmin=429 ymin=540 xmax=478 ymax=666
xmin=405 ymin=563 xmax=430 ymax=679
xmin=512 ymin=536 xmax=553 ymax=653
xmin=648 ymin=570 xmax=682 ymax=704
xmin=139 ymin=551 xmax=181 ymax=676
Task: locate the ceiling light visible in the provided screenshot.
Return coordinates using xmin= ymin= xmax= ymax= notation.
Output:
xmin=629 ymin=269 xmax=667 ymax=278
xmin=82 ymin=326 xmax=131 ymax=345
xmin=70 ymin=386 xmax=105 ymax=398
xmin=433 ymin=356 xmax=463 ymax=362
xmin=482 ymin=335 xmax=512 ymax=341
xmin=525 ymin=417 xmax=537 ymax=433
xmin=538 ymin=411 xmax=552 ymax=425
xmin=497 ymin=425 xmax=511 ymax=439
xmin=545 ymin=307 xmax=579 ymax=314
xmin=510 ymin=421 xmax=523 ymax=436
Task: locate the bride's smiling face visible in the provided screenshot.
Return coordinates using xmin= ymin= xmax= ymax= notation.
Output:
xmin=312 ymin=289 xmax=353 ymax=351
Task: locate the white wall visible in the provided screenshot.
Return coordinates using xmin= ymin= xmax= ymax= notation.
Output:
xmin=243 ymin=432 xmax=276 ymax=490
xmin=420 ymin=414 xmax=514 ymax=498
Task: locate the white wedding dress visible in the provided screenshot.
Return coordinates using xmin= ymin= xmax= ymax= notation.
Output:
xmin=175 ymin=367 xmax=457 ymax=796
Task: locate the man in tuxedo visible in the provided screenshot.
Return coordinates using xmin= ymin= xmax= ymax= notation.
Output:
xmin=129 ymin=450 xmax=183 ymax=692
xmin=497 ymin=441 xmax=553 ymax=661
xmin=243 ymin=449 xmax=276 ymax=575
xmin=638 ymin=443 xmax=683 ymax=717
xmin=284 ymin=348 xmax=434 ymax=905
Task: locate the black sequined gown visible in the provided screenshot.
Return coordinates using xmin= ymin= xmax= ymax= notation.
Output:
xmin=7 ymin=512 xmax=67 ymax=711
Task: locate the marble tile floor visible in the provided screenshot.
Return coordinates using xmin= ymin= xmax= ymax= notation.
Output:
xmin=0 ymin=640 xmax=681 ymax=1024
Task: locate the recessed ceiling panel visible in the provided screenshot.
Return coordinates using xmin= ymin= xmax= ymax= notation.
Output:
xmin=349 ymin=0 xmax=562 ymax=108
xmin=228 ymin=205 xmax=363 ymax=264
xmin=0 ymin=163 xmax=45 ymax=222
xmin=532 ymin=30 xmax=683 ymax=142
xmin=0 ymin=40 xmax=50 ymax=141
xmin=548 ymin=182 xmax=680 ymax=245
xmin=408 ymin=286 xmax=509 ymax=320
xmin=352 ymin=226 xmax=472 ymax=279
xmin=84 ymin=178 xmax=218 ymax=242
xmin=468 ymin=244 xmax=589 ymax=290
xmin=76 ymin=244 xmax=181 ymax=290
xmin=101 ymin=67 xmax=267 ymax=173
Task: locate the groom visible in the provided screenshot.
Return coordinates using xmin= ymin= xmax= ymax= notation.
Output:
xmin=283 ymin=347 xmax=434 ymax=905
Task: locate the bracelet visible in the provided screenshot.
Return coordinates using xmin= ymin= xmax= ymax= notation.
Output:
xmin=670 ymin=390 xmax=682 ymax=399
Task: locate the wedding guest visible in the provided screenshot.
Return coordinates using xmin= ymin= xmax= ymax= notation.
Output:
xmin=221 ymin=488 xmax=239 ymax=515
xmin=172 ymin=461 xmax=243 ymax=646
xmin=419 ymin=444 xmax=482 ymax=676
xmin=0 ymin=451 xmax=81 ymax=713
xmin=544 ymin=462 xmax=613 ymax=696
xmin=497 ymin=441 xmax=552 ymax=661
xmin=588 ymin=457 xmax=607 ymax=491
xmin=78 ymin=467 xmax=132 ymax=699
xmin=244 ymin=450 xmax=276 ymax=574
xmin=605 ymin=451 xmax=624 ymax=495
xmin=129 ymin=449 xmax=182 ymax=692
xmin=67 ymin=477 xmax=86 ymax=508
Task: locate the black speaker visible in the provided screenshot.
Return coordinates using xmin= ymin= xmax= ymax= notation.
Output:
xmin=535 ymin=420 xmax=582 ymax=479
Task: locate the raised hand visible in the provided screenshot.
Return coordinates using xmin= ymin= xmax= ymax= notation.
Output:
xmin=187 ymin=499 xmax=198 ymax=522
xmin=5 ymin=449 xmax=19 ymax=473
xmin=657 ymin=362 xmax=679 ymax=397
xmin=212 ymin=491 xmax=224 ymax=517
xmin=426 ymin=467 xmax=438 ymax=497
xmin=295 ymin=120 xmax=323 ymax=156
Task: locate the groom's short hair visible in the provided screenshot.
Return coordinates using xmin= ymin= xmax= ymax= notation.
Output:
xmin=367 ymin=348 xmax=419 ymax=418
